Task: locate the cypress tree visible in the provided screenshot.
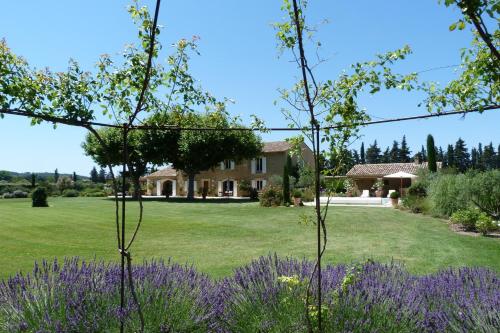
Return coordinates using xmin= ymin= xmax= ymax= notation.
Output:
xmin=31 ymin=173 xmax=36 ymax=188
xmin=427 ymin=134 xmax=437 ymax=172
xmin=482 ymin=143 xmax=495 ymax=170
xmin=90 ymin=167 xmax=99 ymax=183
xmin=283 ymin=155 xmax=291 ymax=205
xmin=360 ymin=142 xmax=366 ymax=164
xmin=72 ymin=172 xmax=77 ymax=182
xmin=54 ymin=169 xmax=59 ymax=183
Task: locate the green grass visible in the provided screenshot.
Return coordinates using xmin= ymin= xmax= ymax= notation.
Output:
xmin=0 ymin=197 xmax=499 ymax=279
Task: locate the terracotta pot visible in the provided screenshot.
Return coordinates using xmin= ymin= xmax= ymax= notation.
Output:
xmin=391 ymin=198 xmax=399 ymax=207
xmin=293 ymin=197 xmax=302 ymax=206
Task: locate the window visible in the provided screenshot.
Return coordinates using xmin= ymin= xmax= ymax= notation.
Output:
xmin=256 ymin=180 xmax=264 ymax=190
xmin=256 ymin=158 xmax=263 ymax=173
xmin=224 ymin=160 xmax=232 ymax=170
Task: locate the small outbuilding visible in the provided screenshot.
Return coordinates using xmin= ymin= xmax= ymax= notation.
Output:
xmin=346 ymin=162 xmax=440 ymax=196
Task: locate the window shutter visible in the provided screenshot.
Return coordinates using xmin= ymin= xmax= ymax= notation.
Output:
xmin=193 ymin=181 xmax=197 ymax=193
xmin=251 ymin=180 xmax=257 ymax=188
xmin=220 ymin=162 xmax=225 ymax=170
xmin=218 ymin=181 xmax=222 ymax=196
xmin=251 ymin=159 xmax=256 ymax=174
xmin=230 ymin=160 xmax=235 ymax=170
xmin=233 ymin=181 xmax=238 ymax=196
xmin=262 ymin=180 xmax=267 ymax=188
xmin=262 ymin=157 xmax=267 ymax=173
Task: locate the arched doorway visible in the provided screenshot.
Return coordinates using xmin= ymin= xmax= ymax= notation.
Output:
xmin=162 ymin=180 xmax=173 ymax=198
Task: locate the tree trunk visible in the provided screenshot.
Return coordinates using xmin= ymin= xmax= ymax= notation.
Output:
xmin=187 ymin=173 xmax=195 ymax=200
xmin=132 ymin=176 xmax=141 ymax=200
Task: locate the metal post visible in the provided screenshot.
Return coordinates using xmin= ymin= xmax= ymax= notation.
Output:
xmin=120 ymin=124 xmax=128 ymax=333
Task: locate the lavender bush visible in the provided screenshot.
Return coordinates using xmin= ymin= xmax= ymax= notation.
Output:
xmin=1 ymin=256 xmax=498 ymax=332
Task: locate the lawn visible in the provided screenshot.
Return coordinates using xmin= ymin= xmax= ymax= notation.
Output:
xmin=0 ymin=197 xmax=499 ymax=279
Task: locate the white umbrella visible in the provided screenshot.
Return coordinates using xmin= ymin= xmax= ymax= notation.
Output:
xmin=383 ymin=171 xmax=417 ymax=194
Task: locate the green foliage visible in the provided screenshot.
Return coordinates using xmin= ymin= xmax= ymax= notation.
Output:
xmin=292 ymin=189 xmax=302 ymax=198
xmin=475 ymin=214 xmax=497 ymax=235
xmin=427 ymin=135 xmax=437 ymax=172
xmin=423 ymin=1 xmax=499 ymax=113
xmin=468 ymin=169 xmax=500 ymax=219
xmin=428 ymin=173 xmax=469 ymax=217
xmin=283 ymin=162 xmax=291 ymax=205
xmin=296 ymin=165 xmax=314 ymax=188
xmin=259 ymin=185 xmax=283 ymax=207
xmin=401 ymin=195 xmax=430 ymax=214
xmin=56 ymin=176 xmax=74 ymax=193
xmin=407 ymin=182 xmax=428 ymax=198
xmin=450 ymin=208 xmax=480 ymax=231
xmin=390 ymin=191 xmax=400 ymax=199
xmin=31 ymin=187 xmax=48 ymax=207
xmin=12 ymin=190 xmax=28 ymax=198
xmin=301 ymin=187 xmax=315 ymax=202
xmin=62 ymin=189 xmax=79 ymax=197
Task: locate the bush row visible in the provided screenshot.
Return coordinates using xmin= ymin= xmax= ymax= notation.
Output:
xmin=1 ymin=256 xmax=498 ymax=332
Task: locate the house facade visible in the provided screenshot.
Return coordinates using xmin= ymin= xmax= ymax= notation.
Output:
xmin=143 ymin=141 xmax=314 ymax=197
xmin=346 ymin=162 xmax=441 ymax=196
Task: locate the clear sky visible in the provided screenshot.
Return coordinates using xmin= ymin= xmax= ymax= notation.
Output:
xmin=1 ymin=0 xmax=499 ymax=176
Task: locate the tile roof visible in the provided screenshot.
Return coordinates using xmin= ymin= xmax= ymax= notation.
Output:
xmin=144 ymin=167 xmax=177 ymax=178
xmin=262 ymin=141 xmax=292 ymax=153
xmin=346 ymin=162 xmax=441 ymax=177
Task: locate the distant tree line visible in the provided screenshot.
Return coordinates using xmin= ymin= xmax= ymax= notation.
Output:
xmin=324 ymin=135 xmax=500 ymax=175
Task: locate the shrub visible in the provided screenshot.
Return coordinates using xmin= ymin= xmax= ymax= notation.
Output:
xmin=468 ymin=170 xmax=500 ymax=220
xmin=475 ymin=214 xmax=497 ymax=235
xmin=12 ymin=190 xmax=28 ymax=198
xmin=407 ymin=182 xmax=427 ymax=197
xmin=401 ymin=195 xmax=429 ymax=214
xmin=82 ymin=190 xmax=107 ymax=197
xmin=259 ymin=185 xmax=283 ymax=207
xmin=2 ymin=192 xmax=14 ymax=199
xmin=390 ymin=191 xmax=400 ymax=199
xmin=248 ymin=187 xmax=259 ymax=200
xmin=32 ymin=187 xmax=48 ymax=207
xmin=450 ymin=208 xmax=480 ymax=231
xmin=301 ymin=187 xmax=315 ymax=202
xmin=62 ymin=189 xmax=79 ymax=197
xmin=428 ymin=173 xmax=469 ymax=217
xmin=268 ymin=175 xmax=283 ymax=186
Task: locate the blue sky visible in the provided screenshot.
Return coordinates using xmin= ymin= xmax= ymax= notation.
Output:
xmin=1 ymin=0 xmax=499 ymax=175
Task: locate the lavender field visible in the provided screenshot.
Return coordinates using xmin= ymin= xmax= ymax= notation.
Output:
xmin=1 ymin=256 xmax=498 ymax=332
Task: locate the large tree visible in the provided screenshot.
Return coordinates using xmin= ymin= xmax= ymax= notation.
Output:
xmin=454 ymin=137 xmax=470 ymax=172
xmin=399 ymin=135 xmax=411 ymax=162
xmin=82 ymin=123 xmax=177 ymax=198
xmin=360 ymin=142 xmax=366 ymax=164
xmin=167 ymin=110 xmax=262 ymax=199
xmin=389 ymin=140 xmax=400 ymax=162
xmin=424 ymin=0 xmax=499 ymax=112
xmin=366 ymin=140 xmax=381 ymax=164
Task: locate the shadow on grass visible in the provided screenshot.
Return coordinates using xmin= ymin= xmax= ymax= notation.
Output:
xmin=104 ymin=197 xmax=258 ymax=204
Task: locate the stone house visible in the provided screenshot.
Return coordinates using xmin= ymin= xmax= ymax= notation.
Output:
xmin=143 ymin=141 xmax=314 ymax=197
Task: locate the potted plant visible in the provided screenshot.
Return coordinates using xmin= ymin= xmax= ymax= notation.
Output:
xmin=372 ymin=179 xmax=384 ymax=197
xmin=292 ymin=189 xmax=303 ymax=206
xmin=390 ymin=191 xmax=400 ymax=207
xmin=343 ymin=178 xmax=355 ymax=197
